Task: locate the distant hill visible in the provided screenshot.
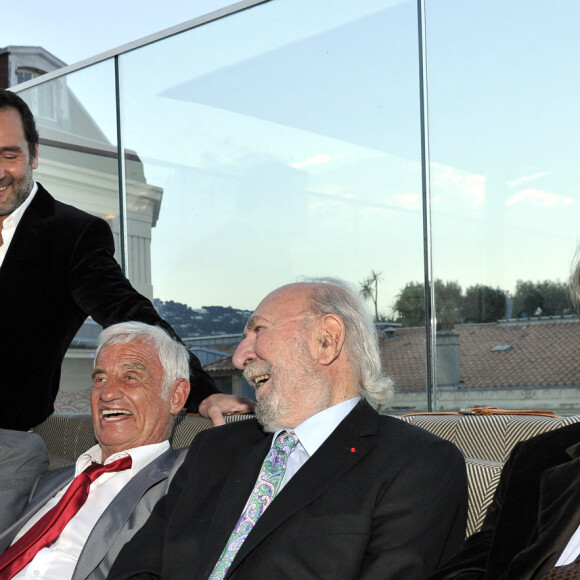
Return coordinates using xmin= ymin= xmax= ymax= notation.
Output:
xmin=154 ymin=299 xmax=251 ymax=338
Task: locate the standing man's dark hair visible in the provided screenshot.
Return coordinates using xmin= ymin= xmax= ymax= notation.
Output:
xmin=0 ymin=89 xmax=39 ymax=160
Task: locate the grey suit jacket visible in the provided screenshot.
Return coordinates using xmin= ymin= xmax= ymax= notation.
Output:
xmin=0 ymin=445 xmax=186 ymax=580
xmin=0 ymin=430 xmax=48 ymax=533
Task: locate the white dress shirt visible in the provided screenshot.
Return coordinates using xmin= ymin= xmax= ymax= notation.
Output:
xmin=13 ymin=440 xmax=170 ymax=580
xmin=556 ymin=521 xmax=580 ymax=566
xmin=274 ymin=397 xmax=360 ymax=492
xmin=0 ymin=182 xmax=37 ymax=269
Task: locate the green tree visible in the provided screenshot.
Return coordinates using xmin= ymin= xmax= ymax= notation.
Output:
xmin=534 ymin=280 xmax=572 ymax=315
xmin=512 ymin=280 xmax=571 ymax=318
xmin=393 ymin=281 xmax=425 ymax=326
xmin=393 ymin=280 xmax=463 ymax=327
xmin=434 ymin=280 xmax=462 ymax=328
xmin=462 ymin=285 xmax=507 ymax=322
xmin=359 ymin=270 xmax=383 ymax=321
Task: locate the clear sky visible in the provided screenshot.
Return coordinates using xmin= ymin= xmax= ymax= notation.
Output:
xmin=4 ymin=0 xmax=580 ymax=315
xmin=3 ymin=0 xmax=235 ymax=65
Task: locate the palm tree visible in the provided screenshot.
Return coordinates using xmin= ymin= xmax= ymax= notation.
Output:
xmin=359 ymin=270 xmax=383 ymax=321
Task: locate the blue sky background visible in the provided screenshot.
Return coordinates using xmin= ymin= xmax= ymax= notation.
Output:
xmin=4 ymin=0 xmax=580 ymax=314
xmin=3 ymin=0 xmax=234 ymax=65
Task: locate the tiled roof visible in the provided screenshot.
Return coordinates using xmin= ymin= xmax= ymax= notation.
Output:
xmin=381 ymin=319 xmax=580 ymax=391
xmin=203 ymin=354 xmax=240 ymax=373
xmin=203 ymin=319 xmax=580 ymax=391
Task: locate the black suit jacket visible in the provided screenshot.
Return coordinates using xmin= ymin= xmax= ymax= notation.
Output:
xmin=0 ymin=183 xmax=217 ymax=430
xmin=109 ymin=400 xmax=468 ymax=579
xmin=429 ymin=421 xmax=580 ymax=579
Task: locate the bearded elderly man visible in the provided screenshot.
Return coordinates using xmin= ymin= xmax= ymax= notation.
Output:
xmin=109 ymin=278 xmax=468 ymax=580
xmin=0 ymin=322 xmax=191 ymax=580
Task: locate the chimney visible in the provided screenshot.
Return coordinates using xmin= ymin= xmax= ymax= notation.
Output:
xmin=435 ymin=329 xmax=460 ymax=387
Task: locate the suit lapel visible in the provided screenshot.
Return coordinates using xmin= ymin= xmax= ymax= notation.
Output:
xmin=200 ymin=432 xmax=273 ymax=577
xmin=534 ymin=442 xmax=580 ymax=565
xmin=229 ymin=401 xmax=378 ymax=574
xmin=72 ymin=448 xmax=179 ymax=580
xmin=0 ymin=185 xmax=53 ymax=281
xmin=507 ymin=437 xmax=580 ymax=578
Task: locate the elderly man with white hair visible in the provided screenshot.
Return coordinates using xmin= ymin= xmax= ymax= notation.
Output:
xmin=110 ymin=277 xmax=468 ymax=580
xmin=0 ymin=321 xmax=190 ymax=580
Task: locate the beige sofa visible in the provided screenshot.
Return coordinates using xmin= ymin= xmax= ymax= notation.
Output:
xmin=32 ymin=411 xmax=580 ymax=537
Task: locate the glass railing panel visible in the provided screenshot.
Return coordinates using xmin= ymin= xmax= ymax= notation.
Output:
xmin=426 ymin=0 xmax=580 ymax=414
xmin=18 ymin=60 xmax=121 ymax=413
xmin=118 ymin=0 xmax=427 ymax=407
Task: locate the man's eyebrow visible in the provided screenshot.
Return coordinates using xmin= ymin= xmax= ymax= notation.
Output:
xmin=91 ymin=362 xmax=147 ymax=379
xmin=241 ymin=314 xmax=267 ymax=338
xmin=0 ymin=146 xmax=24 ymax=154
xmin=245 ymin=314 xmax=268 ymax=330
xmin=121 ymin=362 xmax=147 ymax=372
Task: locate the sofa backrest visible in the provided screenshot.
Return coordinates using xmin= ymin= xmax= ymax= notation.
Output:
xmin=400 ymin=413 xmax=580 ymax=535
xmin=400 ymin=413 xmax=580 ymax=461
xmin=32 ymin=412 xmax=252 ymax=470
xmin=32 ymin=411 xmax=580 ymax=537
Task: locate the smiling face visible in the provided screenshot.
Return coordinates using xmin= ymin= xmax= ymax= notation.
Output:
xmin=0 ymin=108 xmax=37 ymax=226
xmin=91 ymin=337 xmax=188 ymax=460
xmin=233 ymin=284 xmax=332 ymax=431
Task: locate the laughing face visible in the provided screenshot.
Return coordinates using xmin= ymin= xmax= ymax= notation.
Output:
xmin=91 ymin=337 xmax=182 ymax=460
xmin=233 ymin=284 xmax=331 ymax=432
xmin=0 ymin=108 xmax=37 ymax=224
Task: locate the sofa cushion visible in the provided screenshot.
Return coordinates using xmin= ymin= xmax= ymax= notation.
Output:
xmin=170 ymin=413 xmax=253 ymax=449
xmin=464 ymin=457 xmax=503 ymax=536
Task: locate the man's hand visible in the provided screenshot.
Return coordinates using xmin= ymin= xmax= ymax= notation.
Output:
xmin=198 ymin=393 xmax=256 ymax=426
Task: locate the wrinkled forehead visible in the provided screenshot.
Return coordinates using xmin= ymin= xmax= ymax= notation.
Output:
xmin=250 ymin=284 xmax=312 ymax=324
xmin=95 ymin=336 xmax=159 ymax=368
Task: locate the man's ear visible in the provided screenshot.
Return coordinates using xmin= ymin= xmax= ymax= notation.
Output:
xmin=317 ymin=314 xmax=346 ymax=365
xmin=170 ymin=379 xmax=190 ymax=414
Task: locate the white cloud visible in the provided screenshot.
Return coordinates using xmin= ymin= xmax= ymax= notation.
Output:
xmin=506 ymin=171 xmax=550 ymax=187
xmin=396 ymin=193 xmax=421 ymax=210
xmin=431 ymin=163 xmax=486 ymax=208
xmin=505 ymin=188 xmax=574 ymax=208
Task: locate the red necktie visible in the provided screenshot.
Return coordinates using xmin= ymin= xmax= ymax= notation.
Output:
xmin=0 ymin=455 xmax=132 ymax=579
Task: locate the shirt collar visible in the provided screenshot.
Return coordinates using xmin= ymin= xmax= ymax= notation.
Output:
xmin=76 ymin=440 xmax=170 ymax=476
xmin=274 ymin=397 xmax=360 ymax=458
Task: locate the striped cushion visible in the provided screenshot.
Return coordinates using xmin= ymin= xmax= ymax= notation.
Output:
xmin=170 ymin=413 xmax=255 ymax=449
xmin=398 ymin=415 xmax=462 ymax=444
xmin=454 ymin=414 xmax=512 ymax=461
xmin=401 ymin=414 xmax=580 ymax=462
xmin=464 ymin=458 xmax=503 ymax=536
xmin=34 ymin=412 xmax=256 ymax=469
xmin=33 ymin=414 xmax=97 ymax=470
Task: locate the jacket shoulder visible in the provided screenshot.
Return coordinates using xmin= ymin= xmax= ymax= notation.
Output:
xmin=34 ymin=183 xmax=106 ymax=228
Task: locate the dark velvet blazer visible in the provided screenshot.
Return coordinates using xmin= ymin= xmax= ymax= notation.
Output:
xmin=109 ymin=400 xmax=468 ymax=580
xmin=0 ymin=183 xmax=217 ymax=431
xmin=429 ymin=421 xmax=580 ymax=579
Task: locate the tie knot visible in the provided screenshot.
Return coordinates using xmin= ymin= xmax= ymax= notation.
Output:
xmin=82 ymin=455 xmax=132 ymax=483
xmin=274 ymin=431 xmax=298 ymax=455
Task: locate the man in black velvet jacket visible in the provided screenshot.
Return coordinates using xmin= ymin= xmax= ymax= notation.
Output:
xmin=0 ymin=88 xmax=253 ymax=432
xmin=429 ymin=261 xmax=580 ymax=579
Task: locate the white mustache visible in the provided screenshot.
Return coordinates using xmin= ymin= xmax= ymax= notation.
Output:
xmin=243 ymin=362 xmax=271 ymax=383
